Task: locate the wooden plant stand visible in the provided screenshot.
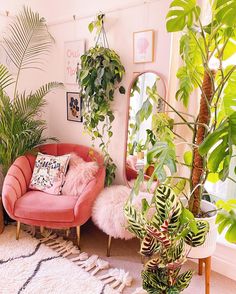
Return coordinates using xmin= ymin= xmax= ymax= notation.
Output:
xmin=0 ymin=197 xmax=4 ymax=234
xmin=198 ymin=257 xmax=211 ymax=294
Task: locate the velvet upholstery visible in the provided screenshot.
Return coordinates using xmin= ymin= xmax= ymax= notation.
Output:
xmin=2 ymin=143 xmax=105 ymax=229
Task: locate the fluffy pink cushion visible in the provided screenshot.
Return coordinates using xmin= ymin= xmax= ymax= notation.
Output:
xmin=62 ymin=153 xmax=99 ymax=196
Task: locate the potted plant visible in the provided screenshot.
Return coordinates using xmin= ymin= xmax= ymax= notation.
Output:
xmin=124 ymin=184 xmax=209 ymax=293
xmin=136 ymin=141 xmax=145 ymax=160
xmin=142 ymin=0 xmax=236 ymax=257
xmin=77 ymin=14 xmax=125 ymax=186
xmin=0 ymin=7 xmax=62 ymax=179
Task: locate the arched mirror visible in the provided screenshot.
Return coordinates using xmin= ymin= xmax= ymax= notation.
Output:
xmin=125 ymin=71 xmax=166 ymax=190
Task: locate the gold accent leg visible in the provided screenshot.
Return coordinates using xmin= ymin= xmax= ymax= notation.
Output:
xmin=107 ymin=235 xmax=112 ymax=257
xmin=66 ymin=228 xmax=70 ymax=238
xmin=40 ymin=226 xmax=44 ymax=235
xmin=16 ymin=221 xmax=21 ymax=240
xmin=76 ymin=226 xmax=80 ymax=248
xmin=31 ymin=226 xmax=36 ymax=237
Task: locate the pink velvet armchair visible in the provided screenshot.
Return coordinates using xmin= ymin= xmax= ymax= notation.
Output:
xmin=2 ymin=143 xmax=105 ymax=246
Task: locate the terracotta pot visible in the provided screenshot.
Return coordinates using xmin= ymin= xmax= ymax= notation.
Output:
xmin=137 ymin=151 xmax=144 ymax=160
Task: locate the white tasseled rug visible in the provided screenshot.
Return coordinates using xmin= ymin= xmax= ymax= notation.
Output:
xmin=0 ymin=226 xmax=128 ymax=294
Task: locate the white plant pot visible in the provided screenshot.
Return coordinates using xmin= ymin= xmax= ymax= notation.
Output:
xmin=188 ymin=200 xmax=218 ymax=259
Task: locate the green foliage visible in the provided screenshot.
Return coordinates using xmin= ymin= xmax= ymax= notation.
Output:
xmin=216 ymin=199 xmax=236 ymax=243
xmin=77 ymin=44 xmax=125 ymax=186
xmin=199 ymin=113 xmax=236 ymax=180
xmin=165 ymin=0 xmax=236 ymax=215
xmin=88 ymin=13 xmax=104 ymax=34
xmin=166 ymin=0 xmax=200 ymax=32
xmin=124 ymin=185 xmax=208 ymax=293
xmin=215 ymin=0 xmax=236 ymax=26
xmin=0 ymin=7 xmax=62 ymax=175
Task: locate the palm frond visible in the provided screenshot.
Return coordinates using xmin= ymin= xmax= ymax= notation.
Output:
xmin=0 ymin=64 xmax=14 ymax=90
xmin=2 ymin=6 xmax=54 ymax=72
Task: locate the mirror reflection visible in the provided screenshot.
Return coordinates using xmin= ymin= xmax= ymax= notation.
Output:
xmin=126 ymin=71 xmax=166 ymax=191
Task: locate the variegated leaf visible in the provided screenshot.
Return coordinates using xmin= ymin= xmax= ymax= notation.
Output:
xmin=146 ymin=225 xmax=171 ymax=248
xmin=140 ymin=234 xmax=161 ymax=256
xmin=154 ymin=185 xmax=176 ymax=221
xmin=169 ymin=239 xmax=184 ymax=263
xmin=184 ymin=220 xmax=209 ymax=247
xmin=124 ymin=204 xmax=146 ymax=239
xmin=142 ymin=270 xmax=167 ymax=292
xmin=145 ymin=257 xmax=162 ymax=271
xmin=175 ymin=270 xmax=194 ymax=291
xmin=167 ymin=257 xmax=187 ymax=270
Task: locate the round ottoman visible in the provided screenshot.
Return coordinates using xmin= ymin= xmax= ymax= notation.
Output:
xmin=92 ymin=185 xmax=152 ymax=256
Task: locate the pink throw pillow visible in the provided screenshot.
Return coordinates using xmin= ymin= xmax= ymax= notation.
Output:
xmin=62 ymin=153 xmax=99 ymax=196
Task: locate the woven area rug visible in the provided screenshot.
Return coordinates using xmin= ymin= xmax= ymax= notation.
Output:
xmin=0 ymin=226 xmax=121 ymax=294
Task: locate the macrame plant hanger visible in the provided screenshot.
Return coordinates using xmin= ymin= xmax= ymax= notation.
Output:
xmin=95 ymin=14 xmax=109 ymax=49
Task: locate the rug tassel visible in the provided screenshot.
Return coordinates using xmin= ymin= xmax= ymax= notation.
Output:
xmin=91 ymin=259 xmax=109 ymax=276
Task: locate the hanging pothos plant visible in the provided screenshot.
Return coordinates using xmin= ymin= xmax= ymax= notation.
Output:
xmin=77 ymin=14 xmax=125 ymax=186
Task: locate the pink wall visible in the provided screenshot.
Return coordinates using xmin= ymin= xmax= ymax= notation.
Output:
xmin=43 ymin=0 xmax=172 ymax=184
xmin=0 ymin=0 xmax=173 ymax=185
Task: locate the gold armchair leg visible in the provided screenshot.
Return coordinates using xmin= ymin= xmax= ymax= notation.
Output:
xmin=66 ymin=228 xmax=70 ymax=238
xmin=76 ymin=226 xmax=80 ymax=249
xmin=107 ymin=235 xmax=112 ymax=257
xmin=16 ymin=221 xmax=21 ymax=240
xmin=40 ymin=226 xmax=44 ymax=235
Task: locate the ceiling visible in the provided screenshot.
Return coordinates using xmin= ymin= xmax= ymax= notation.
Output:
xmin=1 ymin=0 xmax=160 ymax=22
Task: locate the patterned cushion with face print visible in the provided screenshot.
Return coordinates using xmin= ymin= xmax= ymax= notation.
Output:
xmin=29 ymin=153 xmax=70 ymax=195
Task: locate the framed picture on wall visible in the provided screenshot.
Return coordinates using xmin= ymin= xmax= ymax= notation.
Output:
xmin=66 ymin=92 xmax=83 ymax=122
xmin=133 ymin=30 xmax=154 ymax=63
xmin=64 ymin=40 xmax=85 ymax=84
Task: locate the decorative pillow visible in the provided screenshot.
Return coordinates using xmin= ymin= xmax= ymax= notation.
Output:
xmin=29 ymin=153 xmax=70 ymax=195
xmin=62 ymin=153 xmax=99 ymax=196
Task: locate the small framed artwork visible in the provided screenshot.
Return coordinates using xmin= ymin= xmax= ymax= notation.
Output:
xmin=66 ymin=92 xmax=83 ymax=122
xmin=133 ymin=30 xmax=154 ymax=64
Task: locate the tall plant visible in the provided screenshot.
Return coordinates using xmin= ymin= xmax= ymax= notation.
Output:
xmin=0 ymin=7 xmax=62 ymax=175
xmin=77 ymin=14 xmax=125 ymax=186
xmin=154 ymin=0 xmax=236 ymax=216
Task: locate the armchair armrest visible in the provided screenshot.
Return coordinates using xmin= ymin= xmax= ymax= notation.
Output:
xmin=2 ymin=155 xmax=35 ymax=218
xmin=74 ymin=166 xmax=105 ymax=225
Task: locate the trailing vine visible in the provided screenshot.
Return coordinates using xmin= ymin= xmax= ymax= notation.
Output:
xmin=77 ymin=14 xmax=125 ymax=186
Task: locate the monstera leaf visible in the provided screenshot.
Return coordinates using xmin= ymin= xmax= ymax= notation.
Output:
xmin=166 ymin=0 xmax=201 ymax=32
xmin=199 ymin=113 xmax=236 ymax=180
xmin=215 ymin=0 xmax=236 ymax=27
xmin=184 ymin=220 xmax=209 ymax=247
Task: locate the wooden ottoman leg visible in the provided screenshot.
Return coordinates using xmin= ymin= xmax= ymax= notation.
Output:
xmin=16 ymin=221 xmax=21 ymax=240
xmin=198 ymin=258 xmax=204 ymax=275
xmin=76 ymin=226 xmax=81 ymax=249
xmin=66 ymin=228 xmax=70 ymax=238
xmin=205 ymin=256 xmax=211 ymax=294
xmin=107 ymin=235 xmax=112 ymax=257
xmin=40 ymin=226 xmax=44 ymax=235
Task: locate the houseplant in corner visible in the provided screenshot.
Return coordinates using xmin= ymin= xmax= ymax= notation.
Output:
xmin=0 ymin=7 xmax=62 ymax=177
xmin=152 ymin=0 xmax=236 ymax=257
xmin=77 ymin=14 xmax=125 ymax=186
xmin=125 ymin=185 xmax=209 ymax=293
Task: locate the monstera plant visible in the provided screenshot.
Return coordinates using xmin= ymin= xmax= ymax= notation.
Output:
xmin=142 ymin=0 xmax=236 ymax=216
xmin=125 ymin=185 xmax=209 ymax=293
xmin=0 ymin=7 xmax=62 ymax=176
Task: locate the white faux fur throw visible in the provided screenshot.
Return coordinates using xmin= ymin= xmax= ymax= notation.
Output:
xmin=92 ymin=185 xmax=153 ymax=240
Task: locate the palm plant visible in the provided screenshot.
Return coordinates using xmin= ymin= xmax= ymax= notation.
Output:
xmin=0 ymin=7 xmax=62 ymax=175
